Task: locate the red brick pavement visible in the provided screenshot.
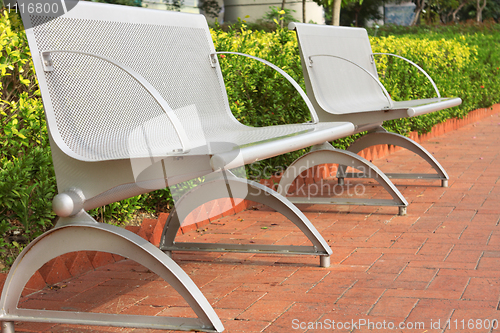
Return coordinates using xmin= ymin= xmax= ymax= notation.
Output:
xmin=6 ymin=110 xmax=500 ymax=332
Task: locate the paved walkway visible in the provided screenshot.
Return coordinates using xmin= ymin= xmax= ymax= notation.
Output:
xmin=12 ymin=112 xmax=500 ymax=332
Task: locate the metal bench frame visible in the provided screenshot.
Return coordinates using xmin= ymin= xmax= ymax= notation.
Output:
xmin=158 ymin=52 xmax=338 ymax=265
xmin=1 ymin=3 xmax=361 ymax=332
xmin=280 ymin=23 xmax=462 ymax=215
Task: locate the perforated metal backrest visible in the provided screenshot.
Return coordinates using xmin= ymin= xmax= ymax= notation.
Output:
xmin=290 ymin=23 xmax=390 ymax=115
xmin=21 ymin=2 xmax=240 ymax=162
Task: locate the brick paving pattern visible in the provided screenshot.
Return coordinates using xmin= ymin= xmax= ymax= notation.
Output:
xmin=7 ymin=111 xmax=500 ymax=332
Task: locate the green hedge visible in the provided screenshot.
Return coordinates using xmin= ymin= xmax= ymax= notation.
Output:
xmin=1 ymin=9 xmax=500 ymax=268
xmin=0 ymin=11 xmax=55 ymax=268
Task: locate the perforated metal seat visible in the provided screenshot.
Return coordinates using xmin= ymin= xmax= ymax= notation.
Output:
xmin=28 ymin=11 xmax=355 ymax=163
xmin=276 ymin=23 xmax=462 ymax=215
xmin=288 ymin=24 xmax=462 ymax=123
xmin=0 ymin=3 xmax=359 ymax=332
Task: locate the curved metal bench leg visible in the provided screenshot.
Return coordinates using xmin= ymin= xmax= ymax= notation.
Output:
xmin=160 ymin=171 xmax=332 ymax=267
xmin=341 ymin=126 xmax=449 ymax=187
xmin=0 ymin=212 xmax=223 ymax=333
xmin=278 ymin=142 xmax=408 ymax=215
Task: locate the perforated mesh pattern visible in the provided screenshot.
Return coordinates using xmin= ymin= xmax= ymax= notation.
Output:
xmin=29 ymin=11 xmax=346 ymax=161
xmin=45 ymin=53 xmax=184 ymax=159
xmin=297 ymin=27 xmax=390 ymax=115
xmin=30 ymin=15 xmax=233 ymax=160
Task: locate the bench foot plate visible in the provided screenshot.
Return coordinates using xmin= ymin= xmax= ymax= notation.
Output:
xmin=320 ymin=255 xmax=330 ymax=268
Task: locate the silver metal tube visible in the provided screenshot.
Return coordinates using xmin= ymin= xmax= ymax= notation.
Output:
xmin=372 ymin=52 xmax=441 ymax=99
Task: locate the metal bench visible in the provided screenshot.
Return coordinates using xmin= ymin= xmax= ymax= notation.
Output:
xmin=1 ymin=2 xmax=360 ymax=332
xmin=279 ymin=23 xmax=463 ymax=215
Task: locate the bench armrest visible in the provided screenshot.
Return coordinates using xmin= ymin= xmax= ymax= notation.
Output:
xmin=372 ymin=53 xmax=441 ymax=99
xmin=40 ymin=50 xmax=191 ymax=154
xmin=210 ymin=51 xmax=319 ymax=124
xmin=308 ymin=54 xmax=393 ymax=109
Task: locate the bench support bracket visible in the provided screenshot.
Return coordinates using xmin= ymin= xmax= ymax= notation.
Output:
xmin=339 ymin=126 xmax=449 ymax=188
xmin=0 ymin=213 xmax=223 ymax=333
xmin=160 ymin=171 xmax=332 ymax=267
xmin=278 ymin=142 xmax=408 ymax=216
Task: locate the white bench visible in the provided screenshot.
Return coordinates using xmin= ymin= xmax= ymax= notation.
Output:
xmin=278 ymin=23 xmax=462 ymax=215
xmin=1 ymin=3 xmax=361 ymax=332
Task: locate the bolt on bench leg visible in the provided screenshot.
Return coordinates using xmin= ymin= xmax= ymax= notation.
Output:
xmin=337 ymin=177 xmax=344 ymax=186
xmin=2 ymin=322 xmax=14 ymax=333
